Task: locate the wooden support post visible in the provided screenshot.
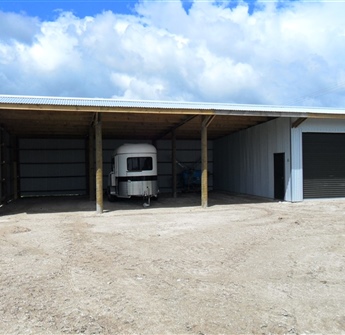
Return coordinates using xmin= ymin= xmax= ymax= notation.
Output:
xmin=89 ymin=125 xmax=96 ymax=201
xmin=95 ymin=113 xmax=103 ymax=214
xmin=172 ymin=130 xmax=177 ymax=198
xmin=201 ymin=118 xmax=208 ymax=208
xmin=201 ymin=115 xmax=215 ymax=208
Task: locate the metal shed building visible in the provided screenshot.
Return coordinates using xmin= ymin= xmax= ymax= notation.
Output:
xmin=0 ymin=94 xmax=345 ymax=212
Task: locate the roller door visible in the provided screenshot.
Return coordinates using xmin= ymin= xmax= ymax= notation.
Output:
xmin=19 ymin=139 xmax=87 ymax=196
xmin=303 ymin=133 xmax=345 ymax=198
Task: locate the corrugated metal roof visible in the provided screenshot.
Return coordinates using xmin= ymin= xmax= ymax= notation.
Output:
xmin=0 ymin=94 xmax=344 ymax=115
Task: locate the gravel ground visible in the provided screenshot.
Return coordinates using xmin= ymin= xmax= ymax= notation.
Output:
xmin=0 ymin=193 xmax=344 ymax=335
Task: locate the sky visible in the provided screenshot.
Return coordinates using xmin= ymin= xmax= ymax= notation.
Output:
xmin=0 ymin=0 xmax=345 ymax=107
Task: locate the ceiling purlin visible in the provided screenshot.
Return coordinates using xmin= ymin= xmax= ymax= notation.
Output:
xmin=0 ymin=106 xmax=274 ymax=140
xmin=154 ymin=115 xmax=199 ymax=141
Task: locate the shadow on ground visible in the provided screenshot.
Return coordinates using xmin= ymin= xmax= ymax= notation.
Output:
xmin=0 ymin=192 xmax=275 ymax=215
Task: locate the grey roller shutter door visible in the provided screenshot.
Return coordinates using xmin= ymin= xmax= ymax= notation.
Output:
xmin=303 ymin=133 xmax=345 ymax=198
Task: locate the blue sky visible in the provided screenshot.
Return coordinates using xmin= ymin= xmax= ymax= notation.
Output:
xmin=0 ymin=0 xmax=139 ymax=19
xmin=0 ymin=0 xmax=262 ymax=18
xmin=0 ymin=0 xmax=345 ymax=107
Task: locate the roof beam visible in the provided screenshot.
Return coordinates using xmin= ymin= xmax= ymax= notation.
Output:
xmin=292 ymin=117 xmax=307 ymax=128
xmin=154 ymin=115 xmax=198 ymax=140
xmin=202 ymin=115 xmax=216 ymax=128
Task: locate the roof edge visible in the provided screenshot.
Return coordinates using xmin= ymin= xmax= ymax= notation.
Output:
xmin=0 ymin=94 xmax=344 ymax=116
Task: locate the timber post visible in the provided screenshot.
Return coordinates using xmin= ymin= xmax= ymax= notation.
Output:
xmin=201 ymin=115 xmax=215 ymax=208
xmin=95 ymin=113 xmax=103 ymax=214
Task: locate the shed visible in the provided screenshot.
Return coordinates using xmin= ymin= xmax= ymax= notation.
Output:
xmin=0 ymin=94 xmax=345 ymax=212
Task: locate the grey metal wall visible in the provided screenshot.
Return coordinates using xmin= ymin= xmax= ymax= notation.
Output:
xmin=17 ymin=138 xmax=213 ymax=197
xmin=214 ymin=118 xmax=291 ymax=200
xmin=19 ymin=139 xmax=87 ymax=196
xmin=0 ymin=128 xmax=15 ymax=204
xmin=156 ymin=140 xmax=213 ymax=193
xmin=291 ymin=118 xmax=345 ymax=201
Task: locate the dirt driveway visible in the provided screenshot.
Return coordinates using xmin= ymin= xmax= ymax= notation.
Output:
xmin=0 ymin=193 xmax=344 ymax=335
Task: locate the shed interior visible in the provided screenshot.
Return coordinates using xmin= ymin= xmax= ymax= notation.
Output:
xmin=0 ymin=102 xmax=273 ymax=205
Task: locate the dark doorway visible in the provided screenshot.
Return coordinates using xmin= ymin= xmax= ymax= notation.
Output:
xmin=274 ymin=153 xmax=285 ymax=200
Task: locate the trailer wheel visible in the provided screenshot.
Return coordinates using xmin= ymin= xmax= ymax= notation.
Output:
xmin=107 ymin=187 xmax=116 ymax=202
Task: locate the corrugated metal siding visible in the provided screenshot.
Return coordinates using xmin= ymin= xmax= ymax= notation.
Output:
xmin=303 ymin=133 xmax=345 ymax=198
xmin=156 ymin=140 xmax=213 ymax=193
xmin=299 ymin=118 xmax=345 ymax=133
xmin=19 ymin=139 xmax=86 ymax=196
xmin=290 ymin=126 xmax=303 ymax=202
xmin=0 ymin=128 xmax=15 ymax=203
xmin=17 ymin=138 xmax=211 ymax=197
xmin=214 ymin=118 xmax=291 ymax=200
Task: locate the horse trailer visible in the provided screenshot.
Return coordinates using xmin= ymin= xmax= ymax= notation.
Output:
xmin=107 ymin=143 xmax=159 ymax=206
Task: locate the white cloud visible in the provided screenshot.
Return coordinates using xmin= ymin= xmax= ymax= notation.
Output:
xmin=0 ymin=11 xmax=40 ymax=44
xmin=0 ymin=1 xmax=345 ymax=107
